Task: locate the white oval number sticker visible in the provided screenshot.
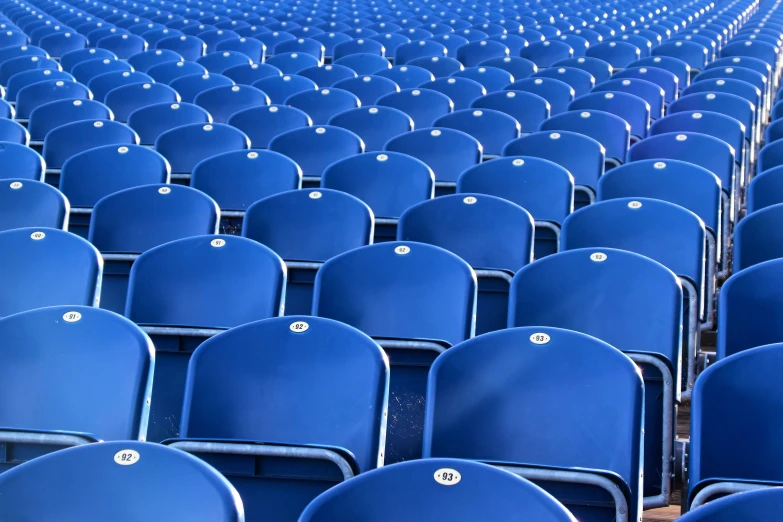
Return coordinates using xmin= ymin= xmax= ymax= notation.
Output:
xmin=530 ymin=332 xmax=551 ymax=344
xmin=434 ymin=468 xmax=461 ymax=486
xmin=210 ymin=238 xmax=226 ymax=248
xmin=114 ymin=449 xmax=140 ymax=466
xmin=290 ymin=321 xmax=309 ymax=333
xmin=590 ymin=252 xmax=607 ymax=262
xmin=63 ymin=311 xmax=82 ymax=323
xmin=30 ymin=231 xmax=45 ymax=240
xmin=395 ymin=245 xmax=410 ymax=255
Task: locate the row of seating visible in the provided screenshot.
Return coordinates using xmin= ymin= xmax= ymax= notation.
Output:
xmin=0 ymin=297 xmax=781 ymax=521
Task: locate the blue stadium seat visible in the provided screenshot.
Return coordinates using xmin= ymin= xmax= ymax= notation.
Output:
xmin=227 ymin=104 xmax=310 ymax=148
xmin=0 ymin=55 xmax=59 ymax=87
xmin=558 ymin=33 xmax=590 ymax=57
xmin=669 ymin=93 xmax=755 ymax=157
xmin=155 ymin=34 xmax=206 ymax=61
xmin=268 ymin=125 xmax=363 ymax=183
xmin=322 ymin=151 xmax=433 ymax=240
xmin=613 ymin=66 xmax=679 ymax=103
xmin=328 ymin=105 xmax=412 ymax=151
xmin=313 ymin=31 xmax=353 ymax=59
xmin=243 ymin=189 xmax=372 ymax=314
xmin=89 ymin=184 xmax=218 ymax=313
xmin=199 ymin=30 xmax=242 ymax=54
xmin=313 ymin=241 xmax=476 ymax=463
xmin=682 ymin=80 xmax=762 ymax=137
xmin=650 ymin=111 xmax=747 ymax=212
xmin=562 ymin=197 xmax=707 ymax=393
xmin=155 ymin=123 xmax=249 ymax=182
xmin=173 ymin=315 xmax=387 ymax=522
xmin=694 ymin=66 xmax=768 ymax=112
xmin=455 ymin=39 xmax=509 ymax=67
xmin=300 ymin=459 xmax=576 ymax=522
xmin=6 ymin=68 xmax=72 ymax=102
xmin=97 ymin=33 xmax=147 ymax=58
xmin=679 ymin=488 xmax=783 ymax=521
xmin=0 ymin=118 xmax=29 ymax=145
xmin=734 ymin=204 xmax=783 ymax=271
xmin=332 ymin=37 xmax=385 ymax=60
xmin=223 ymin=62 xmax=281 ymax=85
xmin=125 ymin=234 xmax=286 ymax=441
xmin=252 ymin=74 xmax=317 ymax=104
xmin=37 ymin=30 xmax=87 ymax=58
xmin=193 ymin=84 xmax=268 ymax=123
xmin=765 ymin=119 xmax=783 ymax=143
xmin=191 ymin=148 xmax=300 ymax=233
xmin=628 ymin=132 xmax=736 ymax=237
xmin=505 ymin=77 xmax=574 ymax=115
xmin=127 ymin=48 xmax=182 ymax=71
xmin=265 ymin=50 xmax=321 ymax=73
xmin=59 ymin=48 xmax=116 ymax=73
xmin=533 ymin=66 xmax=595 ymax=97
xmin=434 ymin=108 xmax=520 ymax=156
xmin=520 ymin=40 xmax=574 ymax=68
xmin=471 ymin=90 xmax=549 ymax=133
xmin=395 ymin=40 xmax=447 ymax=65
xmin=509 ymin=247 xmax=681 ymax=506
xmin=333 ymin=53 xmax=391 ymax=75
xmin=654 ymin=40 xmax=710 ymax=73
xmin=458 ymin=155 xmax=572 ymax=257
xmin=255 ymin=31 xmax=297 ymax=55
xmin=748 ymin=164 xmax=783 ymax=213
xmin=504 ymin=130 xmax=603 ymax=207
xmin=385 ymin=127 xmax=481 ymax=192
xmin=554 ymin=56 xmax=614 ymax=83
xmin=104 ymin=82 xmax=180 ymax=123
xmin=419 ymin=77 xmax=486 ymax=111
xmin=0 ymin=142 xmax=44 ymax=181
xmin=285 ymin=87 xmax=360 ymax=124
xmin=87 ymin=70 xmax=153 ymax=102
xmin=423 ymin=326 xmax=643 ymax=522
xmin=0 ymin=228 xmax=101 ymax=317
xmin=196 ymin=50 xmax=252 ymax=73
xmin=721 ymin=39 xmax=779 ymax=71
xmin=688 ymin=344 xmax=783 ymax=510
xmin=429 ymin=33 xmax=470 ymax=58
xmin=43 ymin=119 xmax=138 ymax=188
xmin=0 ymin=305 xmax=152 ymax=469
xmin=541 ymin=110 xmax=630 ymax=166
xmin=146 ymin=59 xmax=206 ymax=84
xmin=128 ymin=102 xmax=211 ymax=146
xmin=597 ymin=159 xmax=723 ymax=274
xmin=0 ymin=441 xmax=244 ymax=521
xmin=377 ymin=87 xmax=452 ymax=128
xmin=489 ymin=34 xmax=530 ymax=56
xmin=0 ymin=98 xmax=11 ymax=119
xmin=332 ymin=75 xmax=399 ymax=106
xmin=452 ymin=66 xmax=513 ymax=93
xmin=593 ymin=77 xmax=666 ymax=120
xmin=399 ymin=194 xmax=532 ymax=334
xmin=170 ymin=72 xmax=235 ymax=103
xmin=586 ymin=40 xmax=642 ymax=70
xmin=0 ymin=178 xmax=68 ymax=231
xmin=408 ymin=55 xmax=463 ymax=78
xmin=0 ymin=45 xmax=47 ymax=67
xmin=374 ymin=64 xmax=434 ymax=88
xmin=215 ymin=36 xmax=265 ymax=62
xmin=480 ymin=56 xmax=537 ymax=81
xmin=298 ymin=63 xmax=357 ymax=86
xmin=14 ymin=79 xmax=90 ymax=121
xmin=71 ymin=57 xmax=132 ymax=84
xmin=759 ymin=140 xmax=783 ymax=174
xmin=274 ymin=37 xmax=326 ymax=64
